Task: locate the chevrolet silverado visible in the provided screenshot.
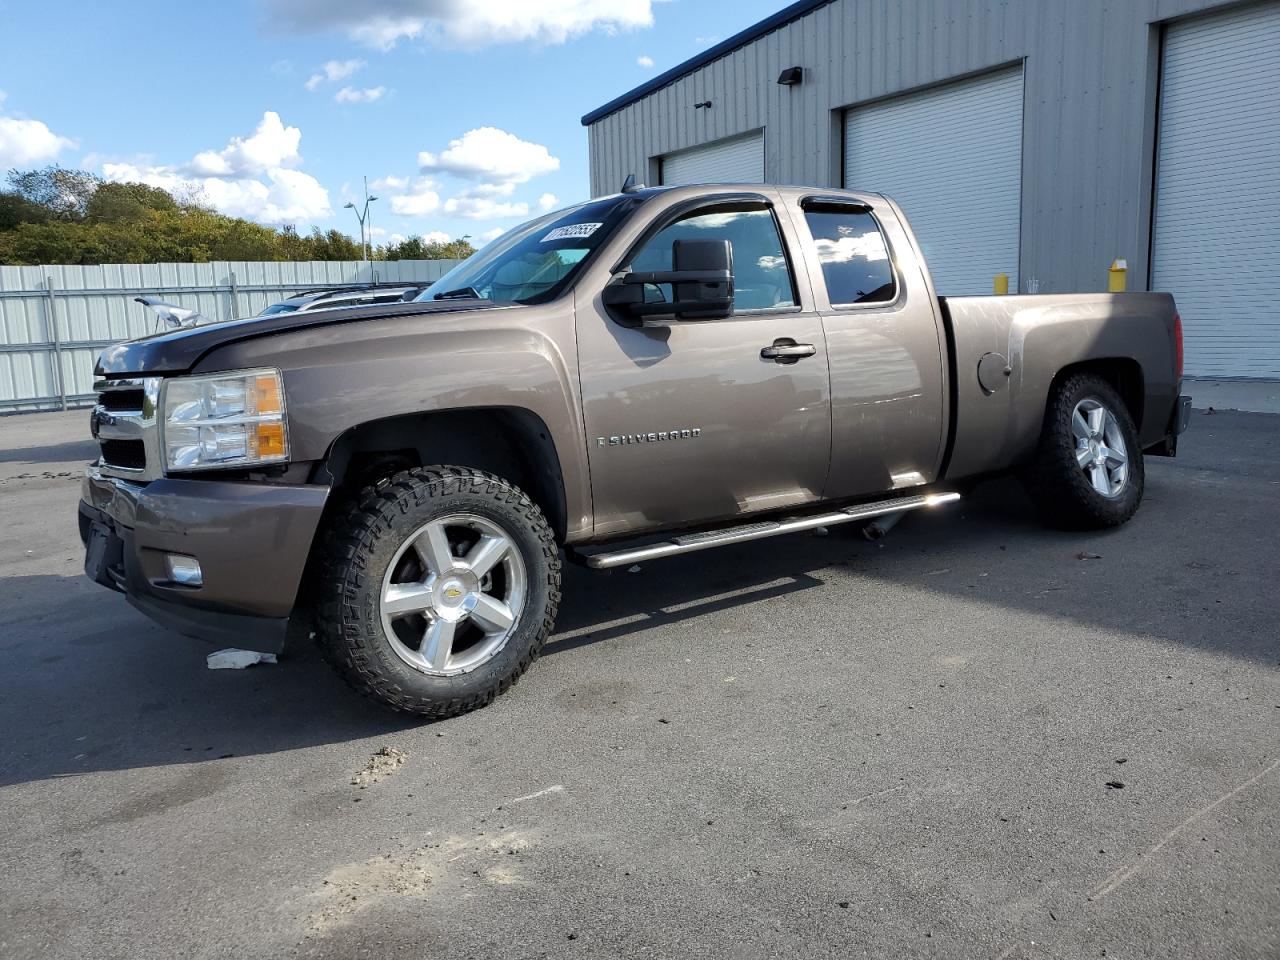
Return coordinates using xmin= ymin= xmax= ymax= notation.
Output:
xmin=80 ymin=184 xmax=1192 ymax=716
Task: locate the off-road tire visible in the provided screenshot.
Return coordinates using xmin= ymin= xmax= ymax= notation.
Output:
xmin=317 ymin=466 xmax=560 ymax=717
xmin=1022 ymin=373 xmax=1144 ymax=531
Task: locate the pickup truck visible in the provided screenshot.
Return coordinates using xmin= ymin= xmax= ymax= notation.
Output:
xmin=80 ymin=184 xmax=1192 ymax=717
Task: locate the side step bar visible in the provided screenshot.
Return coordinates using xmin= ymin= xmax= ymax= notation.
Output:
xmin=580 ymin=491 xmax=961 ymax=570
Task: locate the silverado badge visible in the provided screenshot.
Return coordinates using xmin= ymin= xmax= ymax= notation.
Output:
xmin=596 ymin=428 xmax=701 ymax=447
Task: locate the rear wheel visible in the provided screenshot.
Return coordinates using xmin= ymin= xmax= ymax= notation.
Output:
xmin=1022 ymin=373 xmax=1144 ymax=530
xmin=317 ymin=466 xmax=560 ymax=717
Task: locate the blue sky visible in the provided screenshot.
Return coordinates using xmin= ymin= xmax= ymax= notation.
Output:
xmin=0 ymin=0 xmax=784 ymax=246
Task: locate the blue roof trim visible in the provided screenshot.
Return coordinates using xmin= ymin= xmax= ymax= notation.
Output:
xmin=580 ymin=0 xmax=833 ymax=126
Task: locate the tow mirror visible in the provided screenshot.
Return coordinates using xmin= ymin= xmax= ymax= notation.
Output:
xmin=603 ymin=238 xmax=734 ymax=325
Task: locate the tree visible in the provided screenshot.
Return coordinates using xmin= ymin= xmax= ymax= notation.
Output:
xmin=382 ymin=235 xmax=475 ymax=261
xmin=0 ymin=191 xmax=51 ymax=230
xmin=304 ymin=227 xmax=365 ymax=261
xmin=6 ymin=166 xmax=101 ymax=220
xmin=85 ymin=181 xmax=179 ymax=223
xmin=0 ymin=165 xmax=478 ymax=266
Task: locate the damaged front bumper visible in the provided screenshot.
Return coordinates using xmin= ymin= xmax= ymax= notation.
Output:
xmin=78 ymin=465 xmax=329 ymax=652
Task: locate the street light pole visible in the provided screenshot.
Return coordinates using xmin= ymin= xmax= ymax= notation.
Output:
xmin=343 ymin=176 xmax=379 ymax=266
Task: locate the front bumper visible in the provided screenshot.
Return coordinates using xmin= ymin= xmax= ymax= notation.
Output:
xmin=79 ymin=466 xmax=329 ymax=652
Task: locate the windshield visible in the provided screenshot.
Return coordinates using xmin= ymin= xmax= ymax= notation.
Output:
xmin=416 ymin=196 xmax=640 ymax=305
xmin=259 ymin=301 xmax=301 ymax=316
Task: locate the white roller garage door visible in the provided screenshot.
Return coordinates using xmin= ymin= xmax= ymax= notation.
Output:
xmin=845 ymin=67 xmax=1024 ymax=296
xmin=661 ymin=132 xmax=764 ymax=185
xmin=1152 ymin=3 xmax=1280 ymax=379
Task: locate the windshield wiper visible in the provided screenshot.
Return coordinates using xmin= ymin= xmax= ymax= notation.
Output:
xmin=433 ymin=286 xmax=482 ymax=301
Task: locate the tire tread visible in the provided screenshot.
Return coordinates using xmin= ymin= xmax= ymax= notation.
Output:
xmin=315 ymin=466 xmax=560 ymax=718
xmin=1023 ymin=373 xmax=1144 ymax=531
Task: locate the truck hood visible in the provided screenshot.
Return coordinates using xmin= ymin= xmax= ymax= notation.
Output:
xmin=95 ymin=298 xmax=502 ymax=376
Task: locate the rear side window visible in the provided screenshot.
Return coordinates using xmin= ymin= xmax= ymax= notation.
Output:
xmin=803 ymin=206 xmax=896 ymax=306
xmin=629 ymin=203 xmax=797 ymax=312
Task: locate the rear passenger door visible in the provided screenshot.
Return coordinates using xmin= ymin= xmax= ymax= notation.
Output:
xmin=791 ymin=197 xmax=947 ymax=498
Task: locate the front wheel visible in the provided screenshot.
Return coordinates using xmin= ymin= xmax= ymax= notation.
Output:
xmin=1022 ymin=373 xmax=1144 ymax=530
xmin=317 ymin=466 xmax=561 ymax=717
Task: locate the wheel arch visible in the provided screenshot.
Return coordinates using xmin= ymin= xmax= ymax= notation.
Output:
xmin=314 ymin=406 xmax=570 ymax=542
xmin=1046 ymin=357 xmax=1145 ymax=430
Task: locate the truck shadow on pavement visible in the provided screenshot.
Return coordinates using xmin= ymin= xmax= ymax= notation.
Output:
xmin=546 ymin=460 xmax=1278 ymax=669
xmin=0 ymin=438 xmax=99 ymax=466
xmin=0 ymin=572 xmax=421 ymax=789
xmin=2 ymin=415 xmax=1273 ymax=789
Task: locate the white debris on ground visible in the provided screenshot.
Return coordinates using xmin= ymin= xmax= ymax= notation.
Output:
xmin=352 ymin=747 xmax=408 ymax=787
xmin=206 ymin=649 xmax=278 ymax=670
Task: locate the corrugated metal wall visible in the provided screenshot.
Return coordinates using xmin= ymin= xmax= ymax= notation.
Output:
xmin=0 ymin=259 xmax=460 ymax=412
xmin=844 ymin=65 xmax=1025 ymax=295
xmin=660 ymin=131 xmax=766 ymax=185
xmin=587 ymin=0 xmax=1245 ymax=297
xmin=1151 ymin=2 xmax=1280 ymax=378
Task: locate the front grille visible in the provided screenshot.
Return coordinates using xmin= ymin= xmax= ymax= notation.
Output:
xmin=99 ymin=439 xmax=146 ymax=470
xmin=98 ymin=387 xmax=146 ymax=412
xmin=92 ymin=377 xmax=161 ymax=480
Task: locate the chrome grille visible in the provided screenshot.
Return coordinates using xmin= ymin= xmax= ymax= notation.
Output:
xmin=91 ymin=377 xmax=163 ymax=481
xmin=98 ymin=387 xmax=146 ymax=412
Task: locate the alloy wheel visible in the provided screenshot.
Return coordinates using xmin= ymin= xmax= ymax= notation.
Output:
xmin=1071 ymin=398 xmax=1129 ymax=498
xmin=379 ymin=513 xmax=527 ymax=676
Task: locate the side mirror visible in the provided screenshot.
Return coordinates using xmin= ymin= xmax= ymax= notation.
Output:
xmin=602 ymin=238 xmax=734 ymax=324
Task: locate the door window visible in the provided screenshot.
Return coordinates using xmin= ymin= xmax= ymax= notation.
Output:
xmin=802 ymin=205 xmax=897 ymax=306
xmin=629 ymin=203 xmax=797 ymax=312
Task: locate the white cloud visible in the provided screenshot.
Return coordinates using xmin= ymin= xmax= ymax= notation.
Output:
xmin=305 ymin=58 xmax=365 ymax=91
xmin=442 ymin=190 xmax=529 ymax=221
xmin=371 ymin=174 xmax=408 ymax=191
xmin=0 ymin=97 xmax=76 ymax=168
xmin=97 ymin=112 xmax=329 ymax=224
xmin=103 ymin=162 xmax=331 ymax=223
xmin=335 ymin=85 xmax=388 ymax=103
xmin=421 ymin=230 xmax=451 ymax=245
xmin=0 ymin=117 xmax=76 ymax=168
xmin=814 ymin=232 xmax=889 ymax=264
xmin=187 ymin=111 xmax=301 ymax=176
xmin=479 ymin=227 xmax=507 ymax=243
xmin=268 ymin=0 xmax=657 ymax=50
xmin=388 ymin=177 xmax=441 ymax=216
xmin=538 ymin=192 xmax=558 ymax=211
xmin=418 ymin=127 xmax=558 ymax=185
xmin=637 ymin=55 xmax=654 ymax=68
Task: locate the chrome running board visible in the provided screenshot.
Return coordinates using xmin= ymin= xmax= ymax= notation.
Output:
xmin=580 ymin=492 xmax=960 ymax=570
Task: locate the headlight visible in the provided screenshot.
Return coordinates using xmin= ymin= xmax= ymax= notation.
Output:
xmin=161 ymin=368 xmax=289 ymax=472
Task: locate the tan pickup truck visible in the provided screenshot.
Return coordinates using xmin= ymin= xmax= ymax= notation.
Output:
xmin=80 ymin=184 xmax=1191 ymax=716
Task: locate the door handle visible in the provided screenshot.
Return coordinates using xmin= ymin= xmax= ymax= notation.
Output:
xmin=760 ymin=339 xmax=817 ymax=364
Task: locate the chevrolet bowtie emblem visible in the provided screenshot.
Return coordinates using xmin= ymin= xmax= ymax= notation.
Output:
xmin=444 ymin=587 xmax=463 ymax=599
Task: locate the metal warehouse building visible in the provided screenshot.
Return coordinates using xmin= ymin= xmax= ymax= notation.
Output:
xmin=583 ymin=0 xmax=1280 ymax=379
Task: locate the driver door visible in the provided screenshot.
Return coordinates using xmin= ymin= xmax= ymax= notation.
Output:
xmin=577 ymin=196 xmax=831 ymax=539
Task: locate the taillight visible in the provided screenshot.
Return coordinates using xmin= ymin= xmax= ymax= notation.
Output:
xmin=1174 ymin=312 xmax=1184 ymax=379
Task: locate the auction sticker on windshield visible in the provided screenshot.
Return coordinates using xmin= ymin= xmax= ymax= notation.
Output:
xmin=542 ymin=223 xmax=602 ymax=243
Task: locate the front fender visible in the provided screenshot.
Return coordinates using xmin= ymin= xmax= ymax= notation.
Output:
xmin=194 ymin=304 xmax=593 ymax=540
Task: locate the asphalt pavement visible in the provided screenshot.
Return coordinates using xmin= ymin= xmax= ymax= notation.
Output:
xmin=0 ymin=407 xmax=1276 ymax=959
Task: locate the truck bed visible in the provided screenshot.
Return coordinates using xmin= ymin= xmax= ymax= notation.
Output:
xmin=939 ymin=292 xmax=1180 ymax=480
